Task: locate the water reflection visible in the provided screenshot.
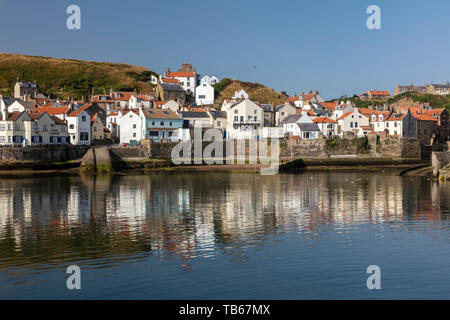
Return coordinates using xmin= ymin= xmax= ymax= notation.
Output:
xmin=0 ymin=172 xmax=449 ymax=273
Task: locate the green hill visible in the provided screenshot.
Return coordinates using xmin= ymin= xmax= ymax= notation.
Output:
xmin=213 ymin=78 xmax=288 ymax=105
xmin=0 ymin=53 xmax=158 ymax=99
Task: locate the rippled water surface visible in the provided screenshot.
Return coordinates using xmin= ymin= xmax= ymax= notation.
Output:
xmin=0 ymin=172 xmax=449 ymax=299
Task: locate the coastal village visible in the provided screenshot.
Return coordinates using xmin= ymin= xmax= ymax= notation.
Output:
xmin=0 ymin=63 xmax=449 ymax=158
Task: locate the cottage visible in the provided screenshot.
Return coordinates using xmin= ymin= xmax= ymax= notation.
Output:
xmin=313 ymin=117 xmax=338 ymax=137
xmin=141 ymin=109 xmax=183 ymax=142
xmin=164 ymin=64 xmax=200 ymax=95
xmin=337 ymin=109 xmax=370 ymax=137
xmin=180 ymin=111 xmax=211 ymax=128
xmin=67 ymin=104 xmax=91 ymax=145
xmin=91 ymin=113 xmax=105 ymax=142
xmin=384 ymin=111 xmax=417 ymax=138
xmin=155 ymin=83 xmax=186 ymax=105
xmin=275 ymin=103 xmax=296 ymax=127
xmin=195 ymin=83 xmax=215 ymax=105
xmin=119 ymin=109 xmax=144 ymax=145
xmin=224 ymin=99 xmax=263 ymax=139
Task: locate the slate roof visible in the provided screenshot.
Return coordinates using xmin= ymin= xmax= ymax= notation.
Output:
xmin=281 ymin=114 xmax=302 ymax=124
xmin=210 ymin=110 xmax=227 ymax=119
xmin=160 ymin=83 xmax=185 ymax=92
xmin=260 ymin=104 xmax=273 ymax=112
xmin=180 ymin=111 xmax=210 ymax=118
xmin=297 ymin=123 xmax=320 ymax=132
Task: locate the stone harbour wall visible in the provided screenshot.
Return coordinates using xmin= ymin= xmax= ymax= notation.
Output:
xmin=0 ymin=145 xmax=89 ymax=162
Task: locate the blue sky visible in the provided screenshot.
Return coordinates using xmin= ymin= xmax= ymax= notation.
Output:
xmin=1 ymin=0 xmax=450 ymax=99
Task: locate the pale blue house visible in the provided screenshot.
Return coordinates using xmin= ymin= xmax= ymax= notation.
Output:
xmin=140 ymin=109 xmax=183 ymax=142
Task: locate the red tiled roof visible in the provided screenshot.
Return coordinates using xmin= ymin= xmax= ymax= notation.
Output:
xmin=358 ymin=108 xmax=374 ymax=115
xmin=386 ymin=113 xmax=407 ymax=121
xmin=338 ymin=112 xmax=353 ymax=120
xmin=112 ymin=92 xmax=134 ymax=101
xmin=34 ymin=106 xmax=69 ymax=115
xmin=166 ymin=71 xmax=195 ymax=78
xmin=321 ymin=102 xmax=338 ymax=110
xmin=92 ymin=96 xmax=114 ymax=103
xmin=68 ymin=104 xmax=91 ymax=117
xmin=161 ymin=78 xmax=180 ymax=84
xmin=412 ymin=113 xmax=438 ymax=121
xmin=360 ymin=126 xmax=373 ymax=130
xmin=368 ymin=90 xmax=390 ymax=96
xmin=313 ymin=117 xmax=337 ymax=124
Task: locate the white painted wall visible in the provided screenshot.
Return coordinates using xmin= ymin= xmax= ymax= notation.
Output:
xmin=195 ymin=83 xmax=215 ymax=105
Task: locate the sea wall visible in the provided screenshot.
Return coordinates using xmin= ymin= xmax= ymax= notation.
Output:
xmin=281 ymin=136 xmax=421 ymax=159
xmin=143 ymin=136 xmax=422 ymax=161
xmin=0 ymin=145 xmax=89 ymax=162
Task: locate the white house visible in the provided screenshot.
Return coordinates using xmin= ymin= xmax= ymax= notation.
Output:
xmin=67 ymin=105 xmax=91 ymax=145
xmin=337 ymin=108 xmax=370 ymax=137
xmin=106 ymin=111 xmax=120 ymax=139
xmin=180 ymin=111 xmax=211 ymax=128
xmin=225 ymin=99 xmax=264 ymax=139
xmin=129 ymin=94 xmax=153 ymax=109
xmin=118 ymin=109 xmax=145 ymax=145
xmin=0 ymin=109 xmax=68 ymax=146
xmin=282 ymin=112 xmax=320 ymax=139
xmin=384 ymin=111 xmax=417 ymax=138
xmin=313 ymin=117 xmax=338 ymax=137
xmin=161 ymin=100 xmax=181 ymax=113
xmin=195 ymin=83 xmax=215 ymax=105
xmin=232 ymin=89 xmax=249 ymax=100
xmin=165 ymin=64 xmax=200 ymax=95
xmin=200 ymin=75 xmax=219 ymax=85
xmin=369 ymin=111 xmax=391 ymax=133
xmin=7 ymin=100 xmax=36 ymax=113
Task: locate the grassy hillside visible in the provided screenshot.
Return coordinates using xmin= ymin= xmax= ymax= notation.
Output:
xmin=0 ymin=53 xmax=158 ymax=99
xmin=214 ymin=78 xmax=288 ymax=105
xmin=332 ymin=92 xmax=450 ymax=112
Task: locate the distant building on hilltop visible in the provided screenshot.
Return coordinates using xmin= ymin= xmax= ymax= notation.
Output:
xmin=359 ymin=90 xmax=391 ymax=99
xmin=394 ymin=82 xmax=450 ymax=96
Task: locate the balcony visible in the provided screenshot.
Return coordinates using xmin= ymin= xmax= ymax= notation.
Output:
xmin=233 ymin=120 xmax=260 ymax=125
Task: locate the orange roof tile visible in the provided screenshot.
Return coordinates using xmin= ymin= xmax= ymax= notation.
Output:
xmin=68 ymin=104 xmax=91 ymax=117
xmin=386 ymin=113 xmax=406 ymax=121
xmin=166 ymin=71 xmax=195 ymax=78
xmin=413 ymin=113 xmax=438 ymax=121
xmin=338 ymin=112 xmax=353 ymax=120
xmin=161 ymin=78 xmax=180 ymax=84
xmin=313 ymin=117 xmax=337 ymax=124
xmin=34 ymin=106 xmax=69 ymax=115
xmin=321 ymin=102 xmax=338 ymax=110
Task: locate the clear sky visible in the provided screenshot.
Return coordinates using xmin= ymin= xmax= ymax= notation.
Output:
xmin=1 ymin=0 xmax=450 ymax=99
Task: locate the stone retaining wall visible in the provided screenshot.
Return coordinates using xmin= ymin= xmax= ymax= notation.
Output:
xmin=0 ymin=145 xmax=89 ymax=162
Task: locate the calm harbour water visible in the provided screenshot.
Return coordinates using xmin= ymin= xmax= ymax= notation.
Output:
xmin=0 ymin=171 xmax=449 ymax=299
